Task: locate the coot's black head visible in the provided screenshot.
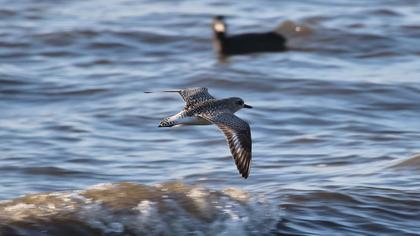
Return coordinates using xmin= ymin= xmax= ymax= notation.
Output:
xmin=213 ymin=15 xmax=227 ymax=34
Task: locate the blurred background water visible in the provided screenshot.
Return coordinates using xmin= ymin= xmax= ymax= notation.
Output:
xmin=1 ymin=0 xmax=420 ymax=235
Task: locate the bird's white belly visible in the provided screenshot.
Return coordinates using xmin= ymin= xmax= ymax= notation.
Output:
xmin=175 ymin=116 xmax=212 ymax=126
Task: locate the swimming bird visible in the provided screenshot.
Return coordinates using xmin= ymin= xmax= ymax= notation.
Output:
xmin=145 ymin=88 xmax=252 ymax=178
xmin=213 ymin=15 xmax=287 ymax=55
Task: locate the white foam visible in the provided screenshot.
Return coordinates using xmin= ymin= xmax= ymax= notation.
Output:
xmin=133 ymin=200 xmax=156 ymax=218
xmin=4 ymin=203 xmax=35 ymax=212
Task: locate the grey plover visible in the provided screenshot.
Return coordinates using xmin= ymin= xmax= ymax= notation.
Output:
xmin=145 ymin=88 xmax=252 ymax=178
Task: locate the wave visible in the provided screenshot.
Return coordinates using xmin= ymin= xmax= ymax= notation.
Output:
xmin=389 ymin=153 xmax=420 ymax=170
xmin=0 ymin=182 xmax=279 ymax=236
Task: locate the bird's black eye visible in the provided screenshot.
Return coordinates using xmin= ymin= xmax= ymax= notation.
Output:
xmin=236 ymin=100 xmax=244 ymax=105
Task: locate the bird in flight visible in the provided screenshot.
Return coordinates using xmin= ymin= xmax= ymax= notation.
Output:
xmin=145 ymin=88 xmax=252 ymax=178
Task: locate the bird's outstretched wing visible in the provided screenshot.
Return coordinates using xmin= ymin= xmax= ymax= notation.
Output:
xmin=200 ymin=112 xmax=252 ymax=178
xmin=145 ymin=88 xmax=215 ymax=109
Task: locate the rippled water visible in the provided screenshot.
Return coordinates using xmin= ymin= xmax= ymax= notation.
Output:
xmin=1 ymin=0 xmax=420 ymax=235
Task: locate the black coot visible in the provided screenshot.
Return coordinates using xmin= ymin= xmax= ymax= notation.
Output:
xmin=213 ymin=16 xmax=287 ymax=56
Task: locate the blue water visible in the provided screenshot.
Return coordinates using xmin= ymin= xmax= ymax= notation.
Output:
xmin=1 ymin=0 xmax=420 ymax=235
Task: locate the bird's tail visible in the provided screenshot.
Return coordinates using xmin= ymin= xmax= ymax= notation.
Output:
xmin=158 ymin=112 xmax=185 ymax=128
xmin=158 ymin=117 xmax=178 ymax=127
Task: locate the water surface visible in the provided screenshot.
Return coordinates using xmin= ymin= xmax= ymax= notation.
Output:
xmin=1 ymin=0 xmax=420 ymax=235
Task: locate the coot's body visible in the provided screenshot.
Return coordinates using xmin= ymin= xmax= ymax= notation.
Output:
xmin=213 ymin=16 xmax=287 ymax=56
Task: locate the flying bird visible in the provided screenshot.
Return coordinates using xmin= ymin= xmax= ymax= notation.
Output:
xmin=146 ymin=88 xmax=252 ymax=178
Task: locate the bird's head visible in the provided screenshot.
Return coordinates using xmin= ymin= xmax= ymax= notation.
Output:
xmin=227 ymin=97 xmax=252 ymax=113
xmin=213 ymin=15 xmax=227 ymax=34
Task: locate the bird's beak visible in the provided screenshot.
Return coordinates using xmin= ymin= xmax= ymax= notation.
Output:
xmin=244 ymin=104 xmax=253 ymax=109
